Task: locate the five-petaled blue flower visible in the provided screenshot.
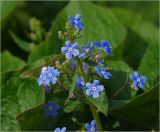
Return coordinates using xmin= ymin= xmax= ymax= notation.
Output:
xmin=96 ymin=67 xmax=112 ymax=79
xmin=86 ymin=80 xmax=104 ymax=98
xmin=44 ymin=101 xmax=60 ymax=117
xmin=85 ymin=120 xmax=98 ymax=132
xmin=79 ymin=42 xmax=94 ymax=58
xmin=130 ymin=71 xmax=147 ymax=88
xmin=68 ymin=14 xmax=83 ymax=30
xmin=54 ymin=127 xmax=66 ymax=132
xmin=95 ymin=40 xmax=112 ymax=56
xmin=76 ymin=77 xmax=85 ymax=90
xmin=61 ymin=41 xmax=79 ymax=59
xmin=38 ymin=66 xmax=60 ymax=86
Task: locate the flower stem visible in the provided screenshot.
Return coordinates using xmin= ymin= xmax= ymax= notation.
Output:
xmin=90 ymin=104 xmax=103 ymax=131
xmin=77 ymin=57 xmax=103 ymax=131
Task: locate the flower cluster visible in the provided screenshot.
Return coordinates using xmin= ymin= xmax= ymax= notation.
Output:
xmin=36 ymin=13 xmax=148 ymax=131
xmin=38 ymin=66 xmax=60 ymax=86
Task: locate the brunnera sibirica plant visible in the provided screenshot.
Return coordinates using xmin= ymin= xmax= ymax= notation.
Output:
xmin=36 ymin=14 xmax=147 ymax=131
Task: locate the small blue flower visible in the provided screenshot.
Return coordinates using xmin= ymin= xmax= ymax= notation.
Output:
xmin=38 ymin=66 xmax=60 ymax=86
xmin=98 ymin=59 xmax=104 ymax=66
xmin=130 ymin=71 xmax=147 ymax=88
xmin=79 ymin=42 xmax=94 ymax=58
xmin=68 ymin=14 xmax=83 ymax=30
xmin=76 ymin=77 xmax=85 ymax=90
xmin=86 ymin=80 xmax=104 ymax=98
xmin=95 ymin=40 xmax=112 ymax=56
xmin=54 ymin=127 xmax=66 ymax=132
xmin=96 ymin=67 xmax=112 ymax=79
xmin=85 ymin=120 xmax=97 ymax=132
xmin=44 ymin=101 xmax=60 ymax=117
xmin=61 ymin=41 xmax=79 ymax=59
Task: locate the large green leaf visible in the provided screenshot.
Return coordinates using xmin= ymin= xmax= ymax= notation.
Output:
xmin=9 ymin=31 xmax=31 ymax=52
xmin=109 ymin=83 xmax=159 ymax=129
xmin=138 ymin=35 xmax=159 ymax=88
xmin=28 ymin=1 xmax=126 ymax=62
xmin=1 ymin=72 xmax=45 ymax=131
xmin=111 ymin=8 xmax=158 ymax=42
xmin=1 ymin=51 xmax=25 ymax=73
xmin=65 ymin=74 xmax=78 ymax=105
xmin=103 ymin=60 xmax=134 ymax=100
xmin=1 ymin=1 xmax=17 ymax=26
xmin=85 ymin=92 xmax=108 ymax=116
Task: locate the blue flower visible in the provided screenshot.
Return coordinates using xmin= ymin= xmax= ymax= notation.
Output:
xmin=44 ymin=101 xmax=60 ymax=117
xmin=61 ymin=41 xmax=79 ymax=59
xmin=98 ymin=59 xmax=104 ymax=66
xmin=54 ymin=127 xmax=66 ymax=132
xmin=130 ymin=71 xmax=147 ymax=88
xmin=95 ymin=67 xmax=112 ymax=79
xmin=95 ymin=40 xmax=112 ymax=56
xmin=85 ymin=120 xmax=97 ymax=132
xmin=79 ymin=42 xmax=94 ymax=58
xmin=86 ymin=80 xmax=104 ymax=98
xmin=68 ymin=14 xmax=83 ymax=30
xmin=76 ymin=77 xmax=85 ymax=90
xmin=38 ymin=66 xmax=60 ymax=86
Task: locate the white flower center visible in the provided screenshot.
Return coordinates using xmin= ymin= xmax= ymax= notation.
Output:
xmin=48 ymin=73 xmax=52 ymax=77
xmin=101 ymin=71 xmax=105 ymax=75
xmin=137 ymin=78 xmax=141 ymax=82
xmin=81 ymin=81 xmax=85 ymax=86
xmin=68 ymin=47 xmax=73 ymax=52
xmin=92 ymin=86 xmax=96 ymax=91
xmin=91 ymin=127 xmax=95 ymax=132
xmin=74 ymin=20 xmax=78 ymax=24
xmin=85 ymin=48 xmax=89 ymax=53
xmin=48 ymin=106 xmax=53 ymax=110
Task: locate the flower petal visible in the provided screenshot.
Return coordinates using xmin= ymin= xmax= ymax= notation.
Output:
xmin=75 ymin=14 xmax=81 ymax=21
xmin=93 ymin=80 xmax=100 ymax=85
xmin=134 ymin=71 xmax=140 ymax=77
xmin=65 ymin=52 xmax=72 ymax=59
xmin=86 ymin=89 xmax=93 ymax=96
xmin=72 ymin=42 xmax=78 ymax=48
xmin=86 ymin=82 xmax=92 ymax=88
xmin=93 ymin=91 xmax=99 ymax=98
xmin=65 ymin=41 xmax=72 ymax=47
xmin=72 ymin=49 xmax=79 ymax=56
xmin=97 ymin=85 xmax=104 ymax=91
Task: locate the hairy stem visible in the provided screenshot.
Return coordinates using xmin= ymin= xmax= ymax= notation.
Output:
xmin=77 ymin=57 xmax=103 ymax=131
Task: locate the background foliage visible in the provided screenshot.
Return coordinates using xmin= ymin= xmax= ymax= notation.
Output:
xmin=1 ymin=1 xmax=159 ymax=131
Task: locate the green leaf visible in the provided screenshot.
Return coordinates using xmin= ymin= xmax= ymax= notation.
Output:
xmin=138 ymin=35 xmax=159 ymax=88
xmin=103 ymin=60 xmax=134 ymax=100
xmin=1 ymin=1 xmax=17 ymax=26
xmin=1 ymin=72 xmax=45 ymax=131
xmin=85 ymin=92 xmax=108 ymax=115
xmin=64 ymin=100 xmax=81 ymax=113
xmin=1 ymin=51 xmax=25 ymax=73
xmin=109 ymin=83 xmax=159 ymax=129
xmin=111 ymin=8 xmax=158 ymax=42
xmin=65 ymin=74 xmax=78 ymax=105
xmin=9 ymin=31 xmax=31 ymax=52
xmin=28 ymin=1 xmax=126 ymax=62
